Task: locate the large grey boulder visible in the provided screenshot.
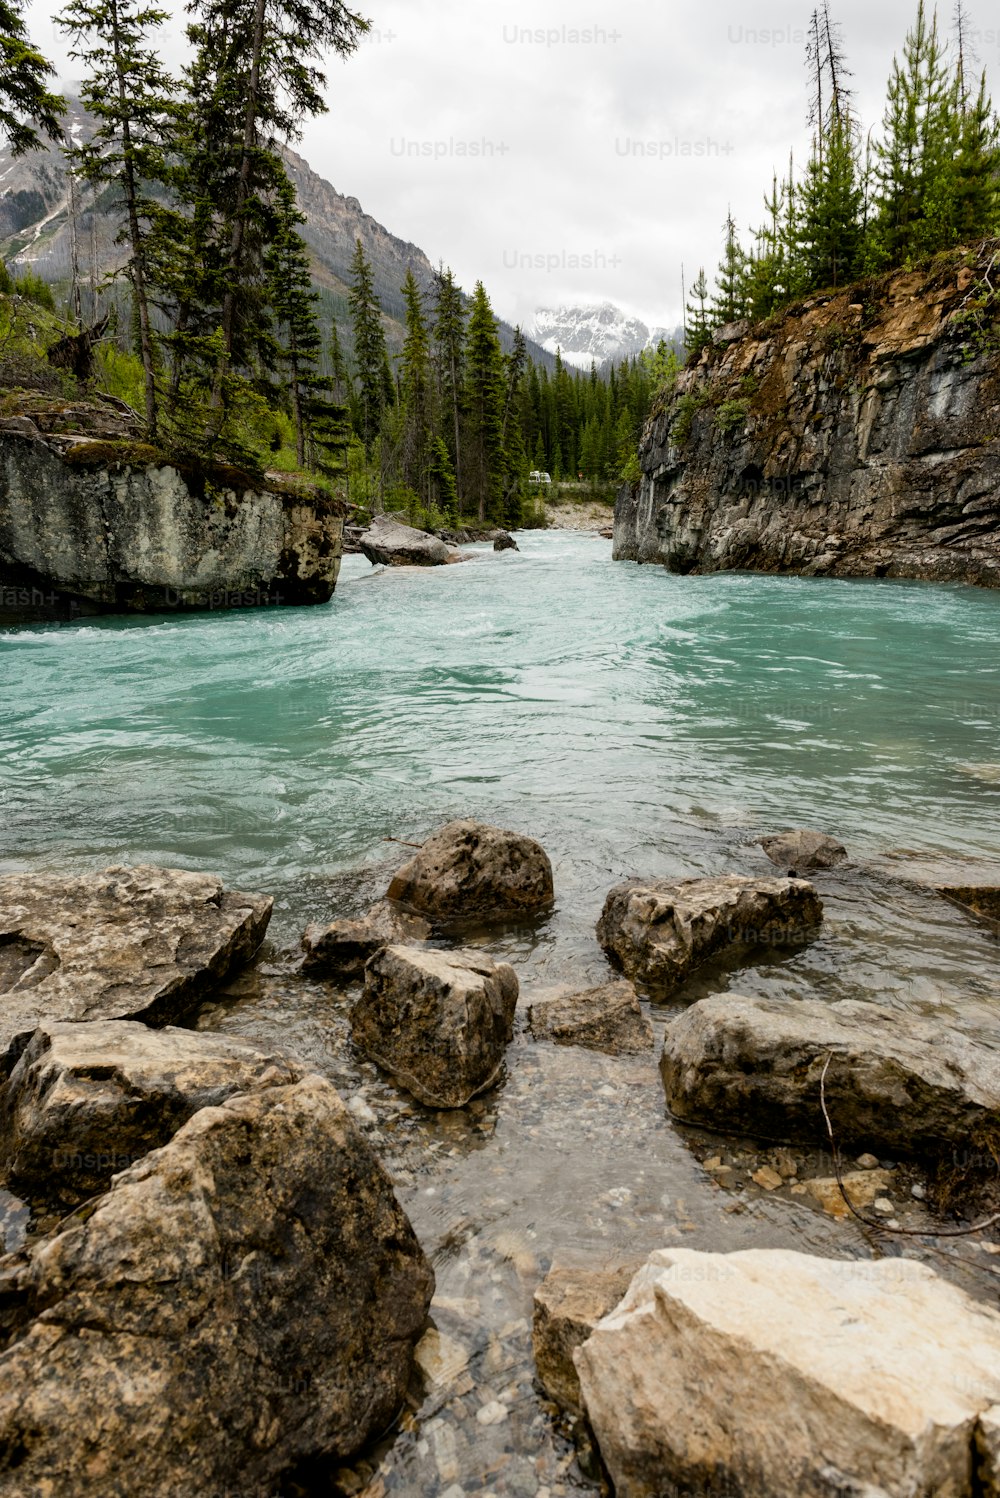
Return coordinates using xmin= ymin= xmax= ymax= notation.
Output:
xmin=0 ymin=1020 xmax=305 ymax=1207
xmin=661 ymin=993 xmax=1000 ymax=1158
xmin=533 ymin=1264 xmax=641 ymax=1416
xmin=528 ymin=980 xmax=653 ymax=1056
xmin=759 ymin=828 xmax=847 ymax=873
xmin=302 ymin=899 xmax=431 ymax=980
xmin=0 ymin=1076 xmax=434 ymax=1497
xmin=0 ymin=866 xmax=272 ymax=1072
xmin=597 ymin=876 xmax=822 ymax=993
xmin=387 ymin=819 xmax=554 ymax=923
xmin=359 ymin=513 xmax=459 ymax=566
xmin=351 ymin=945 xmax=519 ymax=1108
xmin=575 ymin=1248 xmax=1000 ymax=1498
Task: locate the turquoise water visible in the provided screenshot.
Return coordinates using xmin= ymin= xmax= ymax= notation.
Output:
xmin=3 ymin=532 xmax=1000 ymax=1495
xmin=3 ymin=530 xmax=999 ymax=943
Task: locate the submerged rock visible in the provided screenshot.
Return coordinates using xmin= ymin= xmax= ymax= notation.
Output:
xmin=575 ymin=1248 xmax=1000 ymax=1498
xmin=661 ymin=992 xmax=1000 ymax=1158
xmin=358 ymin=513 xmax=459 ymax=566
xmin=532 ymin=1264 xmax=640 ymax=1416
xmin=0 ymin=1076 xmax=434 ymax=1497
xmin=0 ymin=1019 xmax=305 ymax=1207
xmin=759 ymin=828 xmax=847 ymax=873
xmin=493 ymin=531 xmax=519 ymax=552
xmin=0 ymin=865 xmax=272 ymax=1073
xmin=528 ymin=980 xmax=653 ymax=1056
xmin=386 ymin=819 xmax=554 ymax=923
xmin=596 ymin=875 xmax=822 ymax=992
xmin=937 ymin=884 xmax=1000 ymax=934
xmin=302 ymin=899 xmax=432 ymax=980
xmin=352 ymin=945 xmax=518 ymax=1108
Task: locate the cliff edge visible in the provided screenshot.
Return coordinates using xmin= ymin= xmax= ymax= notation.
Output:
xmin=615 ymin=245 xmax=1000 ymax=588
xmin=0 ymin=395 xmax=349 ymax=620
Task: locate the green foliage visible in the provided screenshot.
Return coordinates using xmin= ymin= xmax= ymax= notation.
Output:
xmin=671 ymin=387 xmax=713 ymax=446
xmin=0 ymin=0 xmax=65 ymax=156
xmin=716 ymin=398 xmax=750 ymax=434
xmin=348 ymin=237 xmax=390 ymax=453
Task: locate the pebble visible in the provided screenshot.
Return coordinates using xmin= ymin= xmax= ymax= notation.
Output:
xmin=873 ymin=1198 xmax=895 ymax=1216
xmin=856 ymin=1154 xmax=880 ymax=1171
xmin=476 ymin=1401 xmax=509 ymax=1427
xmin=911 ymin=1183 xmax=927 ymax=1201
xmin=752 ymin=1166 xmax=783 ymax=1192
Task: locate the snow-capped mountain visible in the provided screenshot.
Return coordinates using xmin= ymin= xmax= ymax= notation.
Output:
xmin=531 ymin=302 xmax=684 ymax=370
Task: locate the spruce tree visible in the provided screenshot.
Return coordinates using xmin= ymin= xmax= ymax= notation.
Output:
xmin=348 ymin=236 xmax=389 ymax=453
xmin=433 ymin=265 xmax=466 ymax=501
xmin=399 ymin=267 xmax=434 ymax=500
xmin=685 ymin=268 xmax=713 ymax=355
xmin=462 ymin=281 xmax=506 ymax=523
xmin=58 ymin=0 xmax=179 ymax=438
xmin=500 ymin=326 xmax=528 ymax=527
xmin=711 ymin=211 xmax=750 ymax=324
xmin=0 ymin=2 xmax=64 ymax=156
xmin=799 ymin=112 xmax=863 ymax=289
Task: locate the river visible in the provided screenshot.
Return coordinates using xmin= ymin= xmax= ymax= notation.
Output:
xmin=2 ymin=531 xmax=1000 ymax=1495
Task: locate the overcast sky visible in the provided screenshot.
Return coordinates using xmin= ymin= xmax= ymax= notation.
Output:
xmin=27 ymin=0 xmax=1000 ymax=333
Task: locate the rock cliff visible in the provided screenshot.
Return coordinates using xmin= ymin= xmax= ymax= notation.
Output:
xmin=615 ymin=245 xmax=1000 ymax=586
xmin=0 ymin=396 xmax=348 ymax=617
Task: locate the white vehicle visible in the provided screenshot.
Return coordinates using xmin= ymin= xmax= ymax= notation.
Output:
xmin=529 ymin=470 xmax=552 ymax=485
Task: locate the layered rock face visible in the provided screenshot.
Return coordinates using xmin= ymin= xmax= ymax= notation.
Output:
xmin=0 ymin=402 xmax=348 ymax=616
xmin=615 ymin=250 xmax=1000 ymax=586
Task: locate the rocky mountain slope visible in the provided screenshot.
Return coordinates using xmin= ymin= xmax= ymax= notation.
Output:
xmin=0 ymin=99 xmax=553 ymax=363
xmin=532 ymin=302 xmax=683 ymax=370
xmin=614 ymin=247 xmax=1000 ymax=588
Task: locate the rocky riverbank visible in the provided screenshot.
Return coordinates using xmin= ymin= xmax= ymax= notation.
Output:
xmin=0 ymin=394 xmax=348 ymax=620
xmin=615 ymin=244 xmax=1000 ymax=585
xmin=2 ymin=822 xmax=1000 ymax=1494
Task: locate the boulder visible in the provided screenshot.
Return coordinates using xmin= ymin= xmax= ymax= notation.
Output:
xmin=351 ymin=945 xmax=519 ymax=1108
xmin=358 ymin=513 xmax=459 ymax=567
xmin=759 ymin=828 xmax=847 ymax=873
xmin=597 ymin=876 xmax=822 ymax=993
xmin=0 ymin=1020 xmax=305 ymax=1207
xmin=386 ymin=819 xmax=554 ymax=923
xmin=302 ymin=899 xmax=432 ymax=980
xmin=532 ymin=1264 xmax=640 ymax=1416
xmin=661 ymin=993 xmax=1000 ymax=1159
xmin=937 ymin=885 xmax=1000 ymax=934
xmin=528 ymin=980 xmax=653 ymax=1056
xmin=0 ymin=1076 xmax=434 ymax=1497
xmin=493 ymin=531 xmax=519 ymax=552
xmin=575 ymin=1248 xmax=1000 ymax=1498
xmin=0 ymin=866 xmax=272 ymax=1073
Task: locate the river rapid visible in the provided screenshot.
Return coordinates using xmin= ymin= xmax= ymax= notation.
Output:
xmin=2 ymin=530 xmax=1000 ymax=1495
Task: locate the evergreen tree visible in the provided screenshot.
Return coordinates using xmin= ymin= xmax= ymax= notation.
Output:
xmin=433 ymin=265 xmax=466 ymax=499
xmin=951 ymin=71 xmax=1000 ymax=243
xmin=348 ymin=236 xmax=389 ymax=452
xmin=0 ymin=1 xmax=64 ymax=156
xmin=685 ymin=268 xmax=712 ymax=355
xmin=58 ymin=0 xmax=179 ymax=438
xmin=399 ymin=267 xmax=434 ymax=500
xmin=799 ymin=111 xmax=863 ymax=288
xmin=711 ymin=211 xmax=750 ymax=324
xmin=428 ymin=435 xmax=458 ymax=521
xmin=500 ymin=326 xmax=528 ymax=527
xmin=328 ymin=321 xmax=350 ymax=404
xmin=462 ymin=281 xmax=506 ymax=523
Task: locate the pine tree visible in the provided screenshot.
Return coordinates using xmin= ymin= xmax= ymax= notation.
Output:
xmin=58 ymin=0 xmax=179 ymax=438
xmin=348 ymin=236 xmax=389 ymax=453
xmin=500 ymin=326 xmax=528 ymax=527
xmin=799 ymin=112 xmax=863 ymax=289
xmin=433 ymin=265 xmax=466 ymax=499
xmin=711 ymin=211 xmax=750 ymax=324
xmin=685 ymin=268 xmax=712 ymax=355
xmin=399 ymin=267 xmax=434 ymax=500
xmin=328 ymin=321 xmax=350 ymax=404
xmin=462 ymin=281 xmax=506 ymax=523
xmin=0 ymin=1 xmax=64 ymax=156
xmin=951 ymin=71 xmax=1000 ymax=243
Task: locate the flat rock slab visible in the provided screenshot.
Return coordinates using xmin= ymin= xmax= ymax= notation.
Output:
xmin=576 ymin=1248 xmax=1000 ymax=1498
xmin=528 ymin=980 xmax=654 ymax=1056
xmin=0 ymin=1076 xmax=434 ymax=1497
xmin=302 ymin=900 xmax=432 ymax=980
xmin=0 ymin=1020 xmax=305 ymax=1207
xmin=938 ymin=885 xmax=1000 ymax=934
xmin=661 ymin=993 xmax=1000 ymax=1159
xmin=0 ymin=866 xmax=272 ymax=1072
xmin=533 ymin=1264 xmax=641 ymax=1416
xmin=759 ymin=828 xmax=847 ymax=872
xmin=352 ymin=945 xmax=518 ymax=1108
xmin=359 ymin=514 xmax=459 ymax=567
xmin=597 ymin=876 xmax=822 ymax=993
xmin=387 ymin=819 xmax=554 ymax=923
